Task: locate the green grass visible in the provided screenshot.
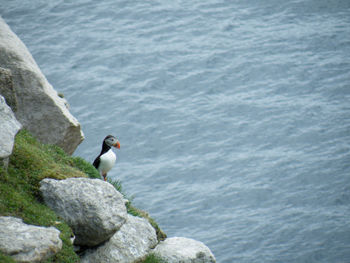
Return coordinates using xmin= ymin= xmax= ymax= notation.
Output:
xmin=140 ymin=253 xmax=168 ymax=263
xmin=0 ymin=129 xmax=167 ymax=262
xmin=71 ymin=156 xmax=101 ymax=179
xmin=0 ymin=253 xmax=16 ymax=263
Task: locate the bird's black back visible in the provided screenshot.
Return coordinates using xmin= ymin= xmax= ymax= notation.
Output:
xmin=93 ymin=156 xmax=100 ymax=169
xmin=92 ymin=138 xmax=112 ymax=169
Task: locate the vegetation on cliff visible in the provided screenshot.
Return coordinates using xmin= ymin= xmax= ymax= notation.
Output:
xmin=0 ymin=130 xmax=165 ymax=262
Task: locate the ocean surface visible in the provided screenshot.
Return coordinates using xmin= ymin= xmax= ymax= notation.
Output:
xmin=1 ymin=1 xmax=350 ymax=262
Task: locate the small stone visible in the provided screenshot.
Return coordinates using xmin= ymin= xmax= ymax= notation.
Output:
xmin=153 ymin=237 xmax=216 ymax=263
xmin=0 ymin=216 xmax=62 ymax=263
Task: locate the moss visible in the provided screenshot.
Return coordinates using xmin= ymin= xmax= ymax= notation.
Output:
xmin=0 ymin=253 xmax=16 ymax=263
xmin=140 ymin=253 xmax=168 ymax=263
xmin=71 ymin=156 xmax=100 ymax=179
xmin=10 ymin=130 xmax=86 ymax=183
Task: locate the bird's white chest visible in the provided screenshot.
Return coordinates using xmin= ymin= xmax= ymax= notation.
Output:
xmin=98 ymin=149 xmax=116 ymax=173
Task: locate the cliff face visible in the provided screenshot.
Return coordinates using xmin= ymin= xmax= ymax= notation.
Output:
xmin=0 ymin=17 xmax=84 ymax=155
xmin=0 ymin=17 xmax=216 ymax=263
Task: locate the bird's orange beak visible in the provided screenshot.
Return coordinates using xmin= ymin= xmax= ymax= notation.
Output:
xmin=114 ymin=141 xmax=121 ymax=149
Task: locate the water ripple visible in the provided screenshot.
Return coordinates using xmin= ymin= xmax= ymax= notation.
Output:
xmin=2 ymin=0 xmax=350 ymax=262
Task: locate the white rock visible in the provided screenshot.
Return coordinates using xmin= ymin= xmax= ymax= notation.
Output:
xmin=153 ymin=237 xmax=216 ymax=263
xmin=81 ymin=214 xmax=158 ymax=263
xmin=40 ymin=178 xmax=127 ymax=246
xmin=0 ymin=95 xmax=21 ymax=167
xmin=0 ymin=17 xmax=83 ymax=154
xmin=0 ymin=216 xmax=62 ymax=263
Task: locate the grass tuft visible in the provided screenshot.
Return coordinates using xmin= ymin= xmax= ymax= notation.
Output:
xmin=71 ymin=156 xmax=101 ymax=179
xmin=107 ymin=178 xmax=127 ymax=195
xmin=140 ymin=253 xmax=168 ymax=263
xmin=0 ymin=253 xmax=16 ymax=263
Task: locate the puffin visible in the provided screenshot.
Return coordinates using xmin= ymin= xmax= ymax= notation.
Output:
xmin=93 ymin=135 xmax=121 ymax=181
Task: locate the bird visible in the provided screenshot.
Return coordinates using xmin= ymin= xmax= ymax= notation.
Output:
xmin=93 ymin=135 xmax=120 ymax=181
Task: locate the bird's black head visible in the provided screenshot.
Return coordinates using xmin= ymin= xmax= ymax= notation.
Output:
xmin=103 ymin=135 xmax=121 ymax=149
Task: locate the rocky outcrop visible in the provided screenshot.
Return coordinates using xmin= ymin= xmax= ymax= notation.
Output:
xmin=0 ymin=17 xmax=83 ymax=154
xmin=81 ymin=214 xmax=158 ymax=263
xmin=40 ymin=178 xmax=127 ymax=246
xmin=0 ymin=216 xmax=62 ymax=262
xmin=153 ymin=237 xmax=216 ymax=263
xmin=0 ymin=95 xmax=21 ymax=168
xmin=39 ymin=177 xmax=216 ymax=262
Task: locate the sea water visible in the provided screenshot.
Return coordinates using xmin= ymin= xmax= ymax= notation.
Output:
xmin=1 ymin=0 xmax=350 ymax=262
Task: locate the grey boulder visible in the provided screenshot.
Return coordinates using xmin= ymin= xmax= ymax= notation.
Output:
xmin=0 ymin=95 xmax=21 ymax=167
xmin=0 ymin=17 xmax=83 ymax=154
xmin=153 ymin=237 xmax=216 ymax=263
xmin=40 ymin=178 xmax=127 ymax=246
xmin=81 ymin=214 xmax=158 ymax=263
xmin=0 ymin=216 xmax=62 ymax=263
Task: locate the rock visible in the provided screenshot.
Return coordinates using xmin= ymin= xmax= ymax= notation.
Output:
xmin=40 ymin=178 xmax=127 ymax=246
xmin=153 ymin=237 xmax=216 ymax=263
xmin=81 ymin=214 xmax=158 ymax=263
xmin=0 ymin=17 xmax=83 ymax=154
xmin=0 ymin=216 xmax=62 ymax=263
xmin=0 ymin=67 xmax=18 ymax=112
xmin=0 ymin=95 xmax=21 ymax=168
